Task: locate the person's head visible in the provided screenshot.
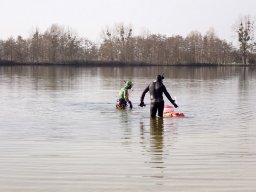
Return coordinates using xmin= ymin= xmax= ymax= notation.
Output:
xmin=125 ymin=80 xmax=133 ymax=89
xmin=156 ymin=74 xmax=164 ymax=82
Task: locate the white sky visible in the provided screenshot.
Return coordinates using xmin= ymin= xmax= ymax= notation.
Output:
xmin=0 ymin=0 xmax=256 ymax=44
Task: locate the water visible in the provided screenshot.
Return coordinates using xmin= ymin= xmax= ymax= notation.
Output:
xmin=0 ymin=65 xmax=256 ymax=192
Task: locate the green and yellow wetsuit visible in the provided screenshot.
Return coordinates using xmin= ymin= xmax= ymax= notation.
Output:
xmin=116 ymin=80 xmax=133 ymax=109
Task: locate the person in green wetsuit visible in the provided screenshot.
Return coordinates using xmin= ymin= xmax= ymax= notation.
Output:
xmin=116 ymin=80 xmax=133 ymax=109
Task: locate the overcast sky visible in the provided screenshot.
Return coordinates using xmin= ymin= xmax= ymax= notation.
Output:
xmin=1 ymin=0 xmax=256 ymax=44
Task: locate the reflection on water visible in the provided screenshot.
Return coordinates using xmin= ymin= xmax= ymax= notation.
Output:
xmin=0 ymin=65 xmax=256 ymax=192
xmin=1 ymin=65 xmax=256 ymax=82
xmin=149 ymin=118 xmax=165 ymax=181
xmin=150 ymin=118 xmax=164 ymax=155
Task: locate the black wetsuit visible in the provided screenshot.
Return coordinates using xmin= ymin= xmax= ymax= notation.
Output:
xmin=140 ymin=79 xmax=177 ymax=118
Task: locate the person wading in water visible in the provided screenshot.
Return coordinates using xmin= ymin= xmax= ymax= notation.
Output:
xmin=139 ymin=74 xmax=178 ymax=117
xmin=116 ymin=80 xmax=133 ymax=109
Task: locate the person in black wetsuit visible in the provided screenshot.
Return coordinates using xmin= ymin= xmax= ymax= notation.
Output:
xmin=139 ymin=74 xmax=178 ymax=118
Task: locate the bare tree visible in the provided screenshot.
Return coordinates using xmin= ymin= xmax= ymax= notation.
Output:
xmin=1 ymin=23 xmax=252 ymax=65
xmin=0 ymin=40 xmax=4 ymax=60
xmin=30 ymin=29 xmax=40 ymax=63
xmin=3 ymin=37 xmax=15 ymax=61
xmin=235 ymin=16 xmax=255 ymax=64
xmin=99 ymin=23 xmax=134 ymax=62
xmin=15 ymin=36 xmax=28 ymax=63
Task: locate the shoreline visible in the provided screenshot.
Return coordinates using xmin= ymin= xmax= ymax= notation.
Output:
xmin=0 ymin=60 xmax=255 ymax=67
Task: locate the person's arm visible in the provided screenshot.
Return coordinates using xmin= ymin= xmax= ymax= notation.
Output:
xmin=124 ymin=89 xmax=133 ymax=109
xmin=163 ymin=86 xmax=178 ymax=108
xmin=124 ymin=89 xmax=129 ymax=102
xmin=139 ymin=85 xmax=149 ymax=107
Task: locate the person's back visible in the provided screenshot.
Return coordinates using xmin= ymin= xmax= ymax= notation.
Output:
xmin=148 ymin=81 xmax=165 ymax=103
xmin=139 ymin=75 xmax=178 ymax=117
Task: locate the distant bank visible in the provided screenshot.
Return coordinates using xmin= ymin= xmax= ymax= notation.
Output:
xmin=0 ymin=60 xmax=255 ymax=67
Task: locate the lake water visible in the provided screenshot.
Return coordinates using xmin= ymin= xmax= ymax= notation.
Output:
xmin=0 ymin=65 xmax=256 ymax=192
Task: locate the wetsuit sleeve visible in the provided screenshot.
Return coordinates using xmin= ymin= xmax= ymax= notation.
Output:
xmin=124 ymin=89 xmax=133 ymax=109
xmin=163 ymin=85 xmax=175 ymax=105
xmin=124 ymin=89 xmax=129 ymax=102
xmin=140 ymin=85 xmax=149 ymax=102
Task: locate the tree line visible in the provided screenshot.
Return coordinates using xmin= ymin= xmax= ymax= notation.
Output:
xmin=0 ymin=19 xmax=255 ymax=65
